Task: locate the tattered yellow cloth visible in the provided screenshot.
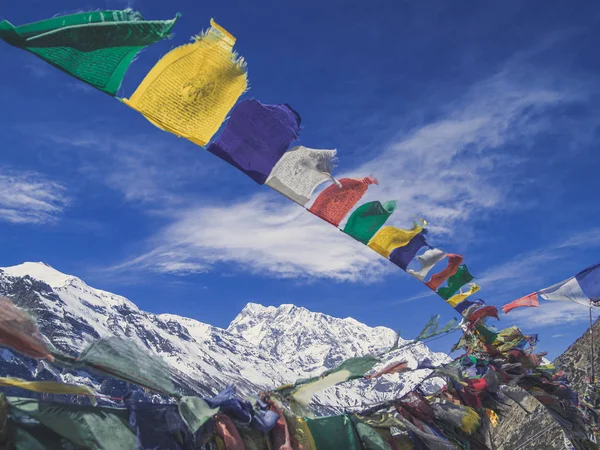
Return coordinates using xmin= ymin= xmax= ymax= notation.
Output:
xmin=123 ymin=19 xmax=247 ymax=146
xmin=367 ymin=220 xmax=426 ymax=258
xmin=446 ymin=284 xmax=481 ymax=307
xmin=0 ymin=377 xmax=97 ymax=405
xmin=486 ymin=408 xmax=499 ymax=427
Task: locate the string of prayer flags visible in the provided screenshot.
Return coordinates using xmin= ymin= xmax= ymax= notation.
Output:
xmin=343 ymin=200 xmax=397 ymax=244
xmin=425 ymin=254 xmax=464 ymax=291
xmin=367 ymin=220 xmax=426 ymax=258
xmin=0 ymin=297 xmax=53 ymax=362
xmin=76 ymin=336 xmax=176 ymax=396
xmin=445 ymin=284 xmax=481 ymax=308
xmin=0 ymin=10 xmax=179 ymax=96
xmin=123 ymin=19 xmax=247 ymax=146
xmin=407 ymin=248 xmax=447 ymax=281
xmin=207 ymin=100 xmax=301 ymax=183
xmin=309 ymin=177 xmax=378 ymax=227
xmin=0 ymin=377 xmax=97 ymax=405
xmin=266 ymin=146 xmax=338 ymax=205
xmin=502 ymin=292 xmax=539 ymax=314
xmin=437 ymin=265 xmax=475 ymax=300
xmin=389 ymin=231 xmax=429 ymax=271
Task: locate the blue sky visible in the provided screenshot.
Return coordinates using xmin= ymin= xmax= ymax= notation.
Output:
xmin=1 ymin=0 xmax=600 ymax=358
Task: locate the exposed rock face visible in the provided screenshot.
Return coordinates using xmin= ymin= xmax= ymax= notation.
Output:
xmin=492 ymin=318 xmax=600 ymax=450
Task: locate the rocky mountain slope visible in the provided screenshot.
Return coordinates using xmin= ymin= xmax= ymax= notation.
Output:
xmin=492 ymin=318 xmax=600 ymax=450
xmin=0 ymin=262 xmax=448 ymax=411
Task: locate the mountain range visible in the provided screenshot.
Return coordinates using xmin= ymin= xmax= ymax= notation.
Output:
xmin=0 ymin=262 xmax=449 ymax=412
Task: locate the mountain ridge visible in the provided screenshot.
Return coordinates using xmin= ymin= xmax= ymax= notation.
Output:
xmin=0 ymin=261 xmax=449 ymax=412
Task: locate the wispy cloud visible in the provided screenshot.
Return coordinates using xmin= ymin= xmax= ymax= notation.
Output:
xmin=0 ymin=169 xmax=69 ymax=225
xmin=109 ymin=194 xmax=388 ymax=281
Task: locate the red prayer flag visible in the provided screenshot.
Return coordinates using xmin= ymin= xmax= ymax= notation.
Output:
xmin=364 ymin=360 xmax=409 ymax=379
xmin=309 ymin=176 xmax=378 ymax=226
xmin=468 ymin=306 xmax=499 ymax=327
xmin=425 ymin=254 xmax=463 ymax=290
xmin=501 ymin=292 xmax=539 ymax=314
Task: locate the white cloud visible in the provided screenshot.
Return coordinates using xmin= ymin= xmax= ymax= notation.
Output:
xmin=0 ymin=169 xmax=69 ymax=225
xmin=110 ymin=194 xmax=388 ymax=281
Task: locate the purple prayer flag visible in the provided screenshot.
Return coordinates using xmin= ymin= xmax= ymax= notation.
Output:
xmin=388 ymin=232 xmax=429 ymax=270
xmin=207 ymin=99 xmax=301 ymax=184
xmin=575 ymin=262 xmax=600 ymax=302
xmin=455 ymin=298 xmax=484 ymax=314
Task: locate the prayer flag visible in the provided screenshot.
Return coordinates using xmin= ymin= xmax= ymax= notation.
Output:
xmin=445 ymin=284 xmax=480 ymax=308
xmin=538 ymin=277 xmax=591 ymax=307
xmin=367 ymin=220 xmax=426 ymax=258
xmin=309 ymin=177 xmax=378 ymax=227
xmin=455 ymin=298 xmax=484 ymax=315
xmin=0 ymin=10 xmax=178 ymax=95
xmin=467 ymin=306 xmax=499 ymax=326
xmin=179 ymin=397 xmax=219 ymax=433
xmin=425 ymin=254 xmax=464 ymax=290
xmin=407 ymin=248 xmax=447 ymax=281
xmin=416 ymin=315 xmax=440 ymax=341
xmin=123 ymin=19 xmax=247 ymax=146
xmin=501 ymin=292 xmax=539 ymax=314
xmin=291 ymin=356 xmax=380 ymax=415
xmin=343 ymin=200 xmax=397 ymax=244
xmin=0 ymin=377 xmax=96 ymax=405
xmin=0 ymin=297 xmax=53 ymax=362
xmin=437 ymin=265 xmax=475 ymax=300
xmin=388 ymin=231 xmax=429 ymax=271
xmin=266 ymin=146 xmax=337 ymax=205
xmin=575 ymin=262 xmax=600 ymax=302
xmin=207 ymin=99 xmax=301 ymax=184
xmin=364 ymin=360 xmax=409 ymax=379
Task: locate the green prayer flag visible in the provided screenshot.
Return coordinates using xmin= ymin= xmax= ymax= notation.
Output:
xmin=7 ymin=397 xmax=136 ymax=450
xmin=306 ymin=415 xmax=362 ymax=450
xmin=77 ymin=336 xmax=176 ymax=395
xmin=0 ymin=10 xmax=179 ymax=95
xmin=350 ymin=416 xmax=392 ymax=450
xmin=343 ymin=200 xmax=397 ymax=244
xmin=439 ymin=317 xmax=458 ymax=334
xmin=416 ymin=314 xmax=440 ymax=341
xmin=178 ymin=396 xmax=219 ymax=433
xmin=437 ymin=265 xmax=475 ymax=300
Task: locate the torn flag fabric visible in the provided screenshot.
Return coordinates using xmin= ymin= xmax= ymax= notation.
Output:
xmin=309 ymin=177 xmax=378 ymax=227
xmin=467 ymin=306 xmax=499 ymax=327
xmin=388 ymin=231 xmax=429 ymax=271
xmin=0 ymin=10 xmax=178 ymax=95
xmin=123 ymin=19 xmax=247 ymax=146
xmin=207 ymin=100 xmax=301 ymax=184
xmin=501 ymin=292 xmax=539 ymax=314
xmin=364 ymin=360 xmax=409 ymax=379
xmin=437 ymin=265 xmax=475 ymax=300
xmin=265 ymin=146 xmax=337 ymax=205
xmin=367 ymin=220 xmax=426 ymax=258
xmin=343 ymin=200 xmax=397 ymax=244
xmin=0 ymin=297 xmax=53 ymax=362
xmin=445 ymin=284 xmax=481 ymax=308
xmin=416 ymin=315 xmax=440 ymax=341
xmin=425 ymin=254 xmax=464 ymax=291
xmin=407 ymin=248 xmax=447 ymax=281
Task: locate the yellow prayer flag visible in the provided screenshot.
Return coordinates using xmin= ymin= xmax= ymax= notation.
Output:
xmin=367 ymin=220 xmax=426 ymax=258
xmin=122 ymin=19 xmax=247 ymax=146
xmin=446 ymin=284 xmax=480 ymax=307
xmin=486 ymin=408 xmax=499 ymax=427
xmin=0 ymin=376 xmax=97 ymax=405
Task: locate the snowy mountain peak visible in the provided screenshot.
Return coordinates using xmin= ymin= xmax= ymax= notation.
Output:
xmin=1 ymin=262 xmax=75 ymax=288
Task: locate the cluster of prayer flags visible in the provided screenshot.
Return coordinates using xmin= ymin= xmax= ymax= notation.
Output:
xmin=503 ymin=262 xmax=600 ymax=313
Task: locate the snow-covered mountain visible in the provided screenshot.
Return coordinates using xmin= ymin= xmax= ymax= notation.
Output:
xmin=0 ymin=262 xmax=449 ymax=411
